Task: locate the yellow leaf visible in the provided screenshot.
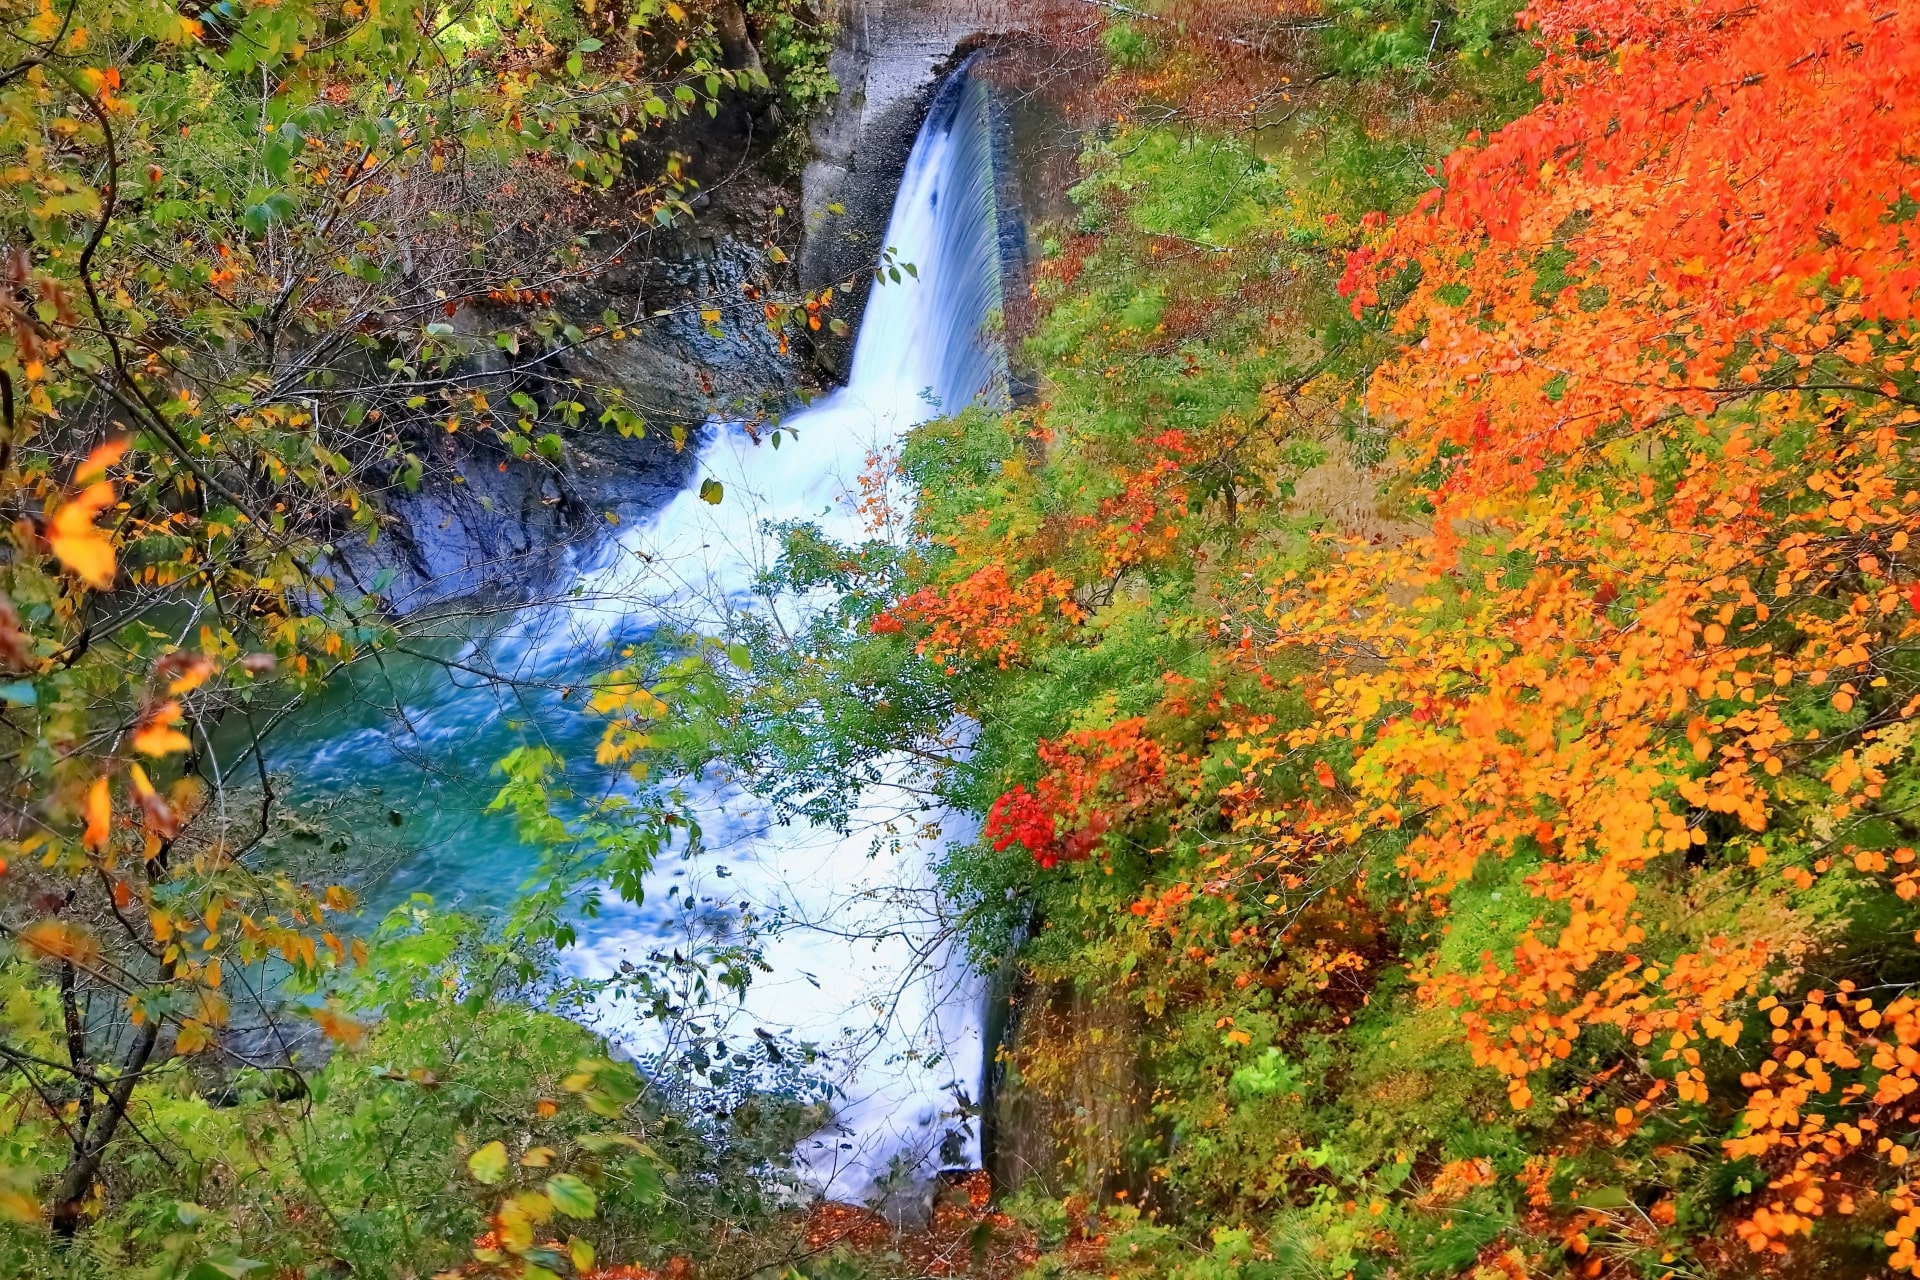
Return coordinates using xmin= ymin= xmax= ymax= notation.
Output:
xmin=468 ymin=1140 xmax=509 ymax=1185
xmin=49 ymin=481 xmax=116 ymax=588
xmin=495 ymin=1196 xmax=536 ymax=1252
xmin=0 ymin=1189 xmax=42 ymax=1224
xmin=175 ymin=1018 xmax=211 ymax=1054
xmin=170 ymin=774 xmax=207 ymax=823
xmin=511 ymin=1190 xmax=554 ymax=1224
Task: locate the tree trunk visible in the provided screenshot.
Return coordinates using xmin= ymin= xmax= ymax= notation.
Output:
xmin=713 ymin=1 xmax=766 ymax=76
xmin=50 ymin=957 xmax=172 ymax=1239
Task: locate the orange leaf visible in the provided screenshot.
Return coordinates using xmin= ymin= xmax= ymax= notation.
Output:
xmin=311 ymin=1002 xmax=367 ymax=1048
xmin=73 ymin=438 xmax=128 ymax=486
xmin=18 ymin=919 xmax=98 ymax=968
xmin=127 ymin=763 xmax=179 ymax=838
xmin=156 ymin=652 xmax=215 ymax=695
xmin=48 ymin=481 xmax=116 ymax=588
xmin=132 ymin=701 xmax=192 ymax=756
xmin=82 ymin=775 xmax=110 ymax=852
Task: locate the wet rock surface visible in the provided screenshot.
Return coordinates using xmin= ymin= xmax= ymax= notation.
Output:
xmin=332 ymin=236 xmax=800 ymax=615
xmin=331 ymin=106 xmax=808 ymax=615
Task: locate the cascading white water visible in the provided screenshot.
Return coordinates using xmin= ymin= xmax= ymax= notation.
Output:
xmin=546 ymin=67 xmax=1010 ymax=1202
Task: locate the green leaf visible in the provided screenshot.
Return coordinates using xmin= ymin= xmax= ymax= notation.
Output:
xmin=468 ymin=1140 xmax=509 ymax=1185
xmin=545 ymin=1173 xmax=597 ymax=1219
xmin=725 ymin=643 xmax=752 ymax=672
xmin=184 ymin=1257 xmax=264 ymax=1280
xmin=562 ymin=1059 xmax=642 ymax=1117
xmin=699 ymin=478 xmax=724 ymax=505
xmin=577 ymin=1132 xmax=654 ymax=1156
xmin=240 ymin=192 xmax=296 ymax=237
xmin=575 ymin=37 xmax=604 ymax=52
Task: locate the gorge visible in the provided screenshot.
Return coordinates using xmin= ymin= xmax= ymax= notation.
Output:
xmin=279 ymin=57 xmax=1020 ymax=1208
xmin=12 ymin=3 xmax=1920 ymax=1278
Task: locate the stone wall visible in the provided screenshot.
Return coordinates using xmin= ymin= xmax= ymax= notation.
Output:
xmin=984 ymin=975 xmax=1155 ymax=1206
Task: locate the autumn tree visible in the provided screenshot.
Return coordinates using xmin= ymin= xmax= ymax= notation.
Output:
xmin=0 ymin=0 xmax=835 ymax=1248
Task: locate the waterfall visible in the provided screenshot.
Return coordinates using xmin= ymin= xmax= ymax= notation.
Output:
xmin=845 ymin=68 xmax=1010 ymax=423
xmin=282 ymin=64 xmax=1012 ymax=1208
xmin=491 ymin=66 xmax=1009 ymax=645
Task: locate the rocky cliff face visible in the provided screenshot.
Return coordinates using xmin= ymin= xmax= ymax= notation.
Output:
xmin=331 ymin=223 xmax=799 ymax=615
xmin=984 ymin=975 xmax=1154 ymax=1205
xmin=330 ymin=89 xmax=806 ymax=615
